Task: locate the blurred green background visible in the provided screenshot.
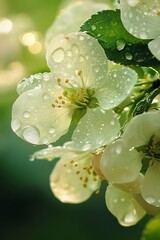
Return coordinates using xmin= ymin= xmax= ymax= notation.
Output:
xmin=0 ymin=0 xmax=151 ymax=239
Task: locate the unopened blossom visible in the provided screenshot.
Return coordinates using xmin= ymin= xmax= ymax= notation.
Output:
xmin=120 ymin=0 xmax=160 ymax=60
xmin=11 ymin=32 xmax=137 ymax=148
xmin=31 ymin=142 xmax=102 ymax=203
xmin=45 ymin=1 xmax=111 ymax=46
xmin=100 ymin=112 xmax=160 ymax=207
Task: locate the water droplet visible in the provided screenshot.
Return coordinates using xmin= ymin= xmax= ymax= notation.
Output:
xmin=127 ymin=0 xmax=139 ymax=7
xmin=79 ymin=55 xmax=84 ymax=62
xmin=79 ymin=35 xmax=84 ymax=41
xmin=43 ymin=93 xmax=50 ymax=101
xmin=120 ymin=197 xmax=125 ymax=202
xmin=116 ymin=144 xmax=122 ymax=154
xmin=23 ymin=111 xmax=30 ymax=118
xmin=43 ymin=73 xmax=50 ymax=81
xmin=145 ymin=195 xmax=156 ymax=204
xmin=139 ymin=32 xmax=148 ymax=39
xmin=134 ymin=53 xmax=145 ymax=63
xmin=11 ymin=119 xmax=21 ymax=132
xmin=94 ymin=66 xmax=99 ymax=73
xmin=110 ymin=120 xmax=115 ymax=126
xmin=52 ymin=48 xmax=65 ymax=63
xmin=124 ymin=211 xmax=136 ymax=225
xmin=71 ymin=44 xmax=79 ymax=54
xmin=113 ymin=198 xmax=118 ymax=203
xmin=125 ymin=52 xmax=133 ymax=60
xmin=82 ymin=144 xmax=92 ymax=151
xmin=22 ymin=126 xmax=40 ymax=144
xmin=129 ymin=11 xmax=133 ymax=18
xmin=97 ymin=33 xmax=101 ymax=37
xmin=67 ymin=50 xmax=72 ymax=57
xmin=91 ymin=25 xmax=96 ymax=31
xmin=49 ymin=128 xmax=55 ymax=134
xmin=116 ymin=39 xmax=125 ymax=51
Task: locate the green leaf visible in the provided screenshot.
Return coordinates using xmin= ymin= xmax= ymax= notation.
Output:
xmin=141 ymin=217 xmax=160 ymax=240
xmin=80 ymin=10 xmax=160 ymax=67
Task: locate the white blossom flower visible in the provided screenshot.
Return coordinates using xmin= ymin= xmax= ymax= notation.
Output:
xmin=120 ymin=0 xmax=160 ymax=60
xmin=31 ymin=142 xmax=101 ymax=203
xmin=105 ymin=184 xmax=146 ymax=226
xmin=45 ymin=1 xmax=111 ymax=46
xmin=100 ymin=112 xmax=160 ymax=207
xmin=11 ymin=32 xmax=137 ymax=148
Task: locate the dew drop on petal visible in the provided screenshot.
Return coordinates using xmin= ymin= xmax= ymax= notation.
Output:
xmin=127 ymin=0 xmax=139 ymax=7
xmin=145 ymin=195 xmax=156 ymax=204
xmin=139 ymin=32 xmax=148 ymax=39
xmin=116 ymin=144 xmax=122 ymax=154
xmin=23 ymin=111 xmax=30 ymax=118
xmin=71 ymin=44 xmax=79 ymax=54
xmin=52 ymin=48 xmax=65 ymax=63
xmin=94 ymin=66 xmax=100 ymax=73
xmin=11 ymin=119 xmax=21 ymax=132
xmin=116 ymin=39 xmax=125 ymax=51
xmin=22 ymin=126 xmax=40 ymax=144
xmin=49 ymin=128 xmax=55 ymax=134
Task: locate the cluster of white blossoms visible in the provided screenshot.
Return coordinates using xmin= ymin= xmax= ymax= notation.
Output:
xmin=11 ymin=0 xmax=160 ymax=227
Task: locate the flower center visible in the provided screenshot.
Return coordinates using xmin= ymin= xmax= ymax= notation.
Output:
xmin=136 ymin=133 xmax=160 ymax=174
xmin=52 ymin=70 xmax=99 ymax=109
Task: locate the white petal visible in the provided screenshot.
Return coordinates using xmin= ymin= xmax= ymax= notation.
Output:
xmin=120 ymin=0 xmax=160 ymax=39
xmin=142 ymin=162 xmax=160 ymax=207
xmin=46 ymin=32 xmax=108 ymax=89
xmin=11 ymin=84 xmax=73 ymax=145
xmin=31 ymin=144 xmax=84 ymax=161
xmin=45 ymin=1 xmax=110 ymax=46
xmin=50 ymin=152 xmax=101 ymax=203
xmin=148 ymin=37 xmax=160 ymax=61
xmin=100 ymin=139 xmax=142 ymax=183
xmin=95 ymin=68 xmax=137 ymax=110
xmin=105 ymin=184 xmax=146 ymax=226
xmin=72 ymin=107 xmax=120 ymax=150
xmin=122 ymin=112 xmax=160 ymax=149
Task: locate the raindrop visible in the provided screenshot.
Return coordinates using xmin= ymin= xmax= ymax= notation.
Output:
xmin=23 ymin=111 xmax=30 ymax=118
xmin=79 ymin=55 xmax=84 ymax=62
xmin=11 ymin=119 xmax=21 ymax=132
xmin=91 ymin=25 xmax=96 ymax=31
xmin=94 ymin=66 xmax=99 ymax=73
xmin=82 ymin=144 xmax=92 ymax=151
xmin=128 ymin=11 xmax=133 ymax=18
xmin=22 ymin=126 xmax=40 ymax=144
xmin=124 ymin=211 xmax=136 ymax=225
xmin=43 ymin=73 xmax=50 ymax=81
xmin=145 ymin=195 xmax=156 ymax=204
xmin=125 ymin=52 xmax=133 ymax=60
xmin=67 ymin=50 xmax=72 ymax=57
xmin=134 ymin=53 xmax=145 ymax=63
xmin=71 ymin=44 xmax=79 ymax=54
xmin=116 ymin=144 xmax=122 ymax=154
xmin=139 ymin=32 xmax=148 ymax=39
xmin=52 ymin=48 xmax=65 ymax=63
xmin=127 ymin=0 xmax=139 ymax=7
xmin=120 ymin=197 xmax=125 ymax=202
xmin=97 ymin=33 xmax=101 ymax=37
xmin=79 ymin=35 xmax=84 ymax=41
xmin=49 ymin=128 xmax=55 ymax=134
xmin=116 ymin=39 xmax=125 ymax=51
xmin=110 ymin=120 xmax=115 ymax=126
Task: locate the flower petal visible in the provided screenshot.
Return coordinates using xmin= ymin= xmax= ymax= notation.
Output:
xmin=11 ymin=75 xmax=73 ymax=145
xmin=148 ymin=36 xmax=160 ymax=61
xmin=120 ymin=0 xmax=160 ymax=39
xmin=100 ymin=139 xmax=142 ymax=183
xmin=50 ymin=152 xmax=101 ymax=203
xmin=95 ymin=68 xmax=137 ymax=110
xmin=46 ymin=32 xmax=108 ymax=89
xmin=141 ymin=162 xmax=160 ymax=207
xmin=122 ymin=112 xmax=160 ymax=149
xmin=45 ymin=1 xmax=110 ymax=46
xmin=105 ymin=184 xmax=146 ymax=226
xmin=31 ymin=144 xmax=84 ymax=161
xmin=72 ymin=107 xmax=120 ymax=150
